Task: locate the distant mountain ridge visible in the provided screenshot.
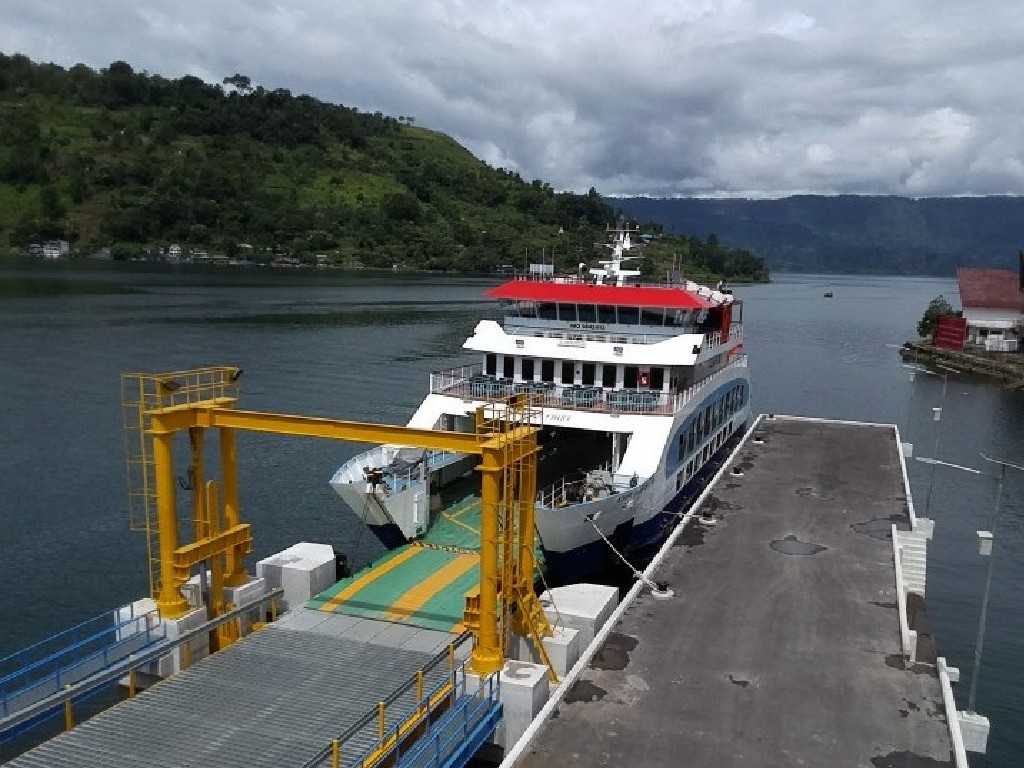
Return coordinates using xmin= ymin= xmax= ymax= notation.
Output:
xmin=610 ymin=195 xmax=1024 ymax=276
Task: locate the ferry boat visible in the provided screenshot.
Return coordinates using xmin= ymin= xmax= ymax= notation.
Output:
xmin=330 ymin=227 xmax=750 ymax=582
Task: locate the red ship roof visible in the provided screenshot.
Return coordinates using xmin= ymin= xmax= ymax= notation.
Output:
xmin=957 ymin=268 xmax=1024 ymax=310
xmin=486 ymin=280 xmax=714 ymax=309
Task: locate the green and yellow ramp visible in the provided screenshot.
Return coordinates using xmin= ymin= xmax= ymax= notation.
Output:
xmin=308 ymin=544 xmax=481 ymax=633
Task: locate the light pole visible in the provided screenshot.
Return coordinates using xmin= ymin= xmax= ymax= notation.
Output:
xmin=905 ymin=363 xmax=956 ymax=519
xmin=968 ymin=453 xmax=1024 ymax=713
xmin=914 ymin=452 xmax=1021 ymax=715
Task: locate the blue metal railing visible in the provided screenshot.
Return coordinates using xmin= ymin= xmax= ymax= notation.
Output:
xmin=396 ymin=674 xmax=503 ymax=768
xmin=0 ymin=607 xmax=165 ymax=720
xmin=0 ymin=601 xmax=148 ymax=680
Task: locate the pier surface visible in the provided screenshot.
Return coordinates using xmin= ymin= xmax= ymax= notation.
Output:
xmin=521 ymin=417 xmax=952 ymax=768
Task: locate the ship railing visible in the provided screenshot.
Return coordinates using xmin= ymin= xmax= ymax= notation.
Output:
xmin=430 ymin=355 xmax=747 ymax=417
xmin=333 ymin=445 xmax=466 ymax=497
xmin=536 ymin=462 xmax=620 ymax=509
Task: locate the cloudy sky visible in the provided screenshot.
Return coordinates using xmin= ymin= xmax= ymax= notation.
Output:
xmin=4 ymin=1 xmax=1024 ymax=197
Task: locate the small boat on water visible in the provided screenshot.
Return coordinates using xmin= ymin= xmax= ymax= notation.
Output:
xmin=824 ymin=291 xmax=834 ymax=298
xmin=330 ymin=225 xmax=751 ymax=582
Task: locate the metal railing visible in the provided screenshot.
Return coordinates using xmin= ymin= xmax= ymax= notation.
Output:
xmin=431 ymin=355 xmax=748 ymax=418
xmin=0 ymin=607 xmax=164 ymax=718
xmin=497 ymin=322 xmax=744 ymax=348
xmin=398 ymin=674 xmax=502 ymax=768
xmin=0 ymin=589 xmax=283 ymax=738
xmin=0 ymin=601 xmax=153 ymax=683
xmin=892 ymin=524 xmax=915 ymax=665
xmin=300 ymin=632 xmax=477 ymax=768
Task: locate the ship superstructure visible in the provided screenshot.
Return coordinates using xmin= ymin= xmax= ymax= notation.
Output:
xmin=331 ymin=227 xmax=750 ymax=581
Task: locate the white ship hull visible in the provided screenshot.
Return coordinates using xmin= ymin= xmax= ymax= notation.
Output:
xmin=331 ymin=358 xmax=750 ymax=582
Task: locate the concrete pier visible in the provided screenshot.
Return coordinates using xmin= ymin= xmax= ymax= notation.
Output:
xmin=514 ymin=417 xmax=954 ymax=768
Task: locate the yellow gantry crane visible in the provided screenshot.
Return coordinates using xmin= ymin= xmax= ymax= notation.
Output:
xmin=122 ymin=366 xmax=556 ymax=677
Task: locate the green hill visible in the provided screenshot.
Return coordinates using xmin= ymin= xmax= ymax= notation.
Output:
xmin=0 ymin=52 xmax=767 ymax=281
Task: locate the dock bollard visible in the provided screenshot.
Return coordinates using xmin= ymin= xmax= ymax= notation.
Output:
xmin=63 ymin=686 xmax=74 ymax=731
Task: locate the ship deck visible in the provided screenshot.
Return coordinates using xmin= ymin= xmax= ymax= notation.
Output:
xmin=519 ymin=417 xmax=953 ymax=767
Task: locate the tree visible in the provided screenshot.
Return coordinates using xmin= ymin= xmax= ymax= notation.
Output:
xmin=917 ymin=295 xmax=957 ymax=338
xmin=222 ymin=73 xmax=253 ymax=96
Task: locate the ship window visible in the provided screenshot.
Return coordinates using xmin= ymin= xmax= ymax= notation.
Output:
xmin=538 ymin=302 xmax=557 ymax=320
xmin=561 ymin=361 xmax=575 ymax=384
xmin=522 ymin=358 xmax=535 ymax=381
xmin=623 ymin=366 xmax=638 ymax=388
xmin=602 ymin=364 xmax=617 ymax=387
xmin=578 ymin=304 xmax=597 ymax=323
xmin=650 ymin=367 xmax=665 ymax=390
xmin=503 ymin=356 xmax=515 ymax=379
xmin=541 ymin=359 xmax=555 ymax=382
xmin=598 ymin=305 xmax=616 ymax=324
xmin=582 ymin=362 xmax=596 ymax=385
xmin=518 ymin=301 xmax=537 ymax=318
xmin=557 ymin=303 xmax=577 ymax=322
xmin=617 ymin=306 xmax=640 ymax=325
xmin=485 ymin=354 xmax=496 ymax=376
xmin=641 ymin=307 xmax=665 ymax=326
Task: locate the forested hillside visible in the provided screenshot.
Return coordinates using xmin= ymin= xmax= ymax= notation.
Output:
xmin=0 ymin=53 xmax=619 ymax=270
xmin=0 ymin=52 xmax=767 ymax=279
xmin=612 ymin=196 xmax=1024 ymax=275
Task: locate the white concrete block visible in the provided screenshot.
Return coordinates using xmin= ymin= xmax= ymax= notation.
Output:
xmin=539 ymin=584 xmax=618 ymax=649
xmin=152 ymin=607 xmax=209 ymax=678
xmin=114 ymin=597 xmax=158 ymax=641
xmin=959 ymin=710 xmax=990 ymax=753
xmin=256 ymin=542 xmax=337 ymax=612
xmin=508 ymin=627 xmax=580 ymax=678
xmin=485 ymin=660 xmax=550 ymax=750
xmin=225 ymin=576 xmax=268 ymax=634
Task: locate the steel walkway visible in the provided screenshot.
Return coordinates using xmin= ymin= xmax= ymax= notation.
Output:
xmin=5 ymin=618 xmax=470 ymax=768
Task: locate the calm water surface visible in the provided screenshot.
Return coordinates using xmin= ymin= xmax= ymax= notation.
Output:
xmin=0 ymin=263 xmax=1020 ymax=765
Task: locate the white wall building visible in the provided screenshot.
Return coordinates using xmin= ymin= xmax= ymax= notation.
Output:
xmin=957 ymin=268 xmax=1024 ymax=352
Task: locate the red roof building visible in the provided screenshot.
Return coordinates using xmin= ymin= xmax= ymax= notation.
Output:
xmin=956 ymin=268 xmax=1024 ymax=352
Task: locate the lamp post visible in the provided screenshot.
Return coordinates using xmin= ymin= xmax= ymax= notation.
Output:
xmin=905 ymin=363 xmax=956 ymax=519
xmin=968 ymin=453 xmax=1024 ymax=713
xmin=914 ymin=452 xmax=1021 ymax=715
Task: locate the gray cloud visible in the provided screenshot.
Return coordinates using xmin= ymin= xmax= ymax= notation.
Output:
xmin=3 ymin=0 xmax=1023 ymax=197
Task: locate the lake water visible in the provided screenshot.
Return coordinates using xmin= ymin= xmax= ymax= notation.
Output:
xmin=0 ymin=262 xmax=1020 ymax=765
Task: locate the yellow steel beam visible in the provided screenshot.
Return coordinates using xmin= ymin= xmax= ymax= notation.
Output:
xmin=171 ymin=524 xmax=253 ymax=582
xmin=141 ymin=381 xmax=544 ymax=678
xmin=150 ymin=406 xmax=486 ymax=454
xmin=149 ymin=403 xmax=538 ymax=457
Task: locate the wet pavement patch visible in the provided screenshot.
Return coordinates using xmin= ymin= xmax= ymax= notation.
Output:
xmin=769 ymin=534 xmax=827 ymax=556
xmin=796 ymin=486 xmax=835 ymax=501
xmin=851 ymin=517 xmax=899 ymax=540
xmin=870 ymin=751 xmax=953 ymax=767
xmin=591 ymin=632 xmax=638 ymax=671
xmin=564 ymin=680 xmax=607 ymax=704
xmin=674 ymin=519 xmax=709 ymax=547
